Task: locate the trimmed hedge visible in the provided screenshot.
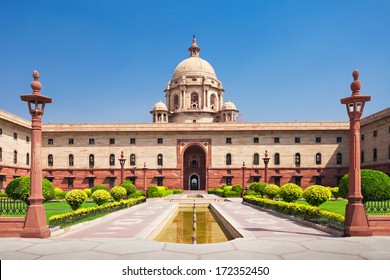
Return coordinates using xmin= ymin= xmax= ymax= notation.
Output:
xmin=6 ymin=176 xmax=55 ymax=202
xmin=147 ymin=185 xmax=172 ymax=198
xmin=5 ymin=177 xmax=22 ymax=199
xmin=128 ymin=190 xmax=145 ymax=198
xmin=243 ymin=195 xmax=344 ymax=230
xmin=54 ymin=188 xmax=66 ymax=199
xmin=110 ymin=186 xmax=127 ymax=201
xmin=339 ymin=169 xmax=390 ymax=202
xmin=303 ymin=185 xmax=331 ymax=206
xmin=279 ymin=183 xmax=303 ymax=202
xmin=91 ymin=184 xmax=109 ymax=193
xmin=119 ymin=180 xmax=137 ymax=196
xmin=65 ymin=190 xmax=88 ymax=210
xmin=263 ymin=184 xmax=279 ymax=199
xmin=49 ymin=196 xmax=146 ymax=227
xmin=172 ymin=189 xmax=183 ymax=194
xmin=91 ymin=189 xmax=111 ymax=205
xmin=83 ymin=188 xmax=92 ymax=198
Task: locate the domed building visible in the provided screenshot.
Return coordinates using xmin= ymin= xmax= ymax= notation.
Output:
xmin=0 ymin=37 xmax=389 ymax=193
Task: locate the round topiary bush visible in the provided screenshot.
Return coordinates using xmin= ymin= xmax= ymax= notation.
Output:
xmin=91 ymin=189 xmax=111 ymax=205
xmin=83 ymin=188 xmax=92 ymax=198
xmin=303 ymin=185 xmax=331 ymax=206
xmin=5 ymin=177 xmax=22 ymax=200
xmin=119 ymin=180 xmax=137 ymax=196
xmin=232 ymin=184 xmax=243 ymax=195
xmin=338 ymin=169 xmax=390 ymax=202
xmin=263 ymin=184 xmax=279 ymax=199
xmin=110 ymin=186 xmax=127 ymax=201
xmin=54 ymin=187 xmax=66 ymax=199
xmin=9 ymin=176 xmax=55 ymax=202
xmin=254 ymin=182 xmax=268 ymax=196
xmin=329 ymin=187 xmax=340 ymax=199
xmin=65 ymin=189 xmax=88 ymax=210
xmin=91 ymin=184 xmax=109 ymax=193
xmin=279 ymin=183 xmax=303 ymax=202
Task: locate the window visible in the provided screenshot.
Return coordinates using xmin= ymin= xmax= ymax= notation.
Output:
xmin=274 ymin=177 xmax=281 ymax=186
xmin=109 ymin=178 xmax=115 ymax=188
xmin=316 ymin=153 xmax=322 ymax=165
xmin=226 ymin=138 xmax=232 ymax=144
xmin=48 ymin=154 xmax=53 ymax=167
xmin=157 ymin=154 xmax=163 ymax=166
xmin=130 ymin=138 xmax=136 ymax=144
xmin=173 ymin=95 xmax=179 ymax=110
xmin=274 ymin=153 xmax=280 ymax=165
xmin=191 ymin=92 xmax=199 ymax=109
xmin=0 ymin=128 xmax=2 ymax=135
xmin=110 ymin=138 xmax=115 ymax=144
xmin=337 ymin=137 xmax=342 ymax=143
xmin=253 ymin=177 xmax=260 ymax=183
xmin=226 ymin=153 xmax=232 ymax=165
xmin=210 ymin=94 xmax=217 ymax=111
xmin=26 ymin=153 xmax=29 ymax=165
xmin=295 ymin=153 xmax=301 ymax=166
xmin=157 ymin=177 xmax=163 ymax=186
xmin=89 ymin=138 xmax=95 ymax=145
xmin=157 ymin=138 xmax=163 ymax=144
xmin=295 ymin=176 xmax=301 ymax=186
xmin=14 ymin=133 xmax=17 ymax=140
xmin=14 ymin=150 xmax=17 ymax=164
xmin=89 ymin=154 xmax=95 ymax=167
xmin=109 ymin=154 xmax=115 ymax=166
xmin=373 ymin=148 xmax=377 ymax=162
xmin=274 ymin=137 xmax=280 ymax=143
xmin=88 ymin=178 xmax=94 ymax=188
xmin=336 ymin=153 xmax=342 ymax=165
xmin=316 ymin=137 xmax=321 ymax=143
xmin=361 ymin=134 xmax=365 ymax=141
xmin=253 ymin=137 xmax=259 ymax=144
xmin=226 ymin=177 xmax=232 ymax=186
xmin=48 ymin=139 xmax=53 ymax=145
xmin=0 ymin=148 xmax=2 ymax=162
xmin=130 ymin=154 xmax=136 ymax=166
xmin=68 ymin=178 xmax=74 ymax=189
xmin=191 ymin=160 xmax=197 ymax=168
xmin=68 ymin=139 xmax=74 ymax=145
xmin=315 ymin=176 xmax=322 ymax=185
xmin=373 ymin=130 xmax=377 ymax=137
xmin=295 ymin=137 xmax=300 ymax=143
xmin=69 ymin=154 xmax=74 ymax=166
xmin=26 ymin=136 xmax=30 ymax=142
xmin=253 ymin=153 xmax=259 ymax=165
xmin=361 ymin=151 xmax=365 ymax=163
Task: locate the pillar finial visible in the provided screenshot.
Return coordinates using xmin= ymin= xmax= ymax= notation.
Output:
xmin=350 ymin=69 xmax=361 ymax=96
xmin=188 ymin=35 xmax=200 ymax=57
xmin=31 ymin=70 xmax=42 ymax=94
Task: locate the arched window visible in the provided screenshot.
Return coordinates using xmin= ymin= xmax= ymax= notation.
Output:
xmin=14 ymin=150 xmax=17 ymax=164
xmin=373 ymin=148 xmax=377 ymax=162
xmin=109 ymin=154 xmax=115 ymax=166
xmin=191 ymin=92 xmax=199 ymax=109
xmin=274 ymin=153 xmax=280 ymax=165
xmin=69 ymin=154 xmax=74 ymax=166
xmin=361 ymin=151 xmax=365 ymax=163
xmin=89 ymin=154 xmax=95 ymax=168
xmin=253 ymin=153 xmax=259 ymax=165
xmin=226 ymin=153 xmax=232 ymax=165
xmin=0 ymin=147 xmax=2 ymax=162
xmin=316 ymin=153 xmax=322 ymax=165
xmin=130 ymin=154 xmax=136 ymax=166
xmin=191 ymin=159 xmax=197 ymax=168
xmin=48 ymin=154 xmax=53 ymax=167
xmin=336 ymin=153 xmax=342 ymax=165
xmin=26 ymin=153 xmax=29 ymax=166
xmin=157 ymin=154 xmax=163 ymax=166
xmin=295 ymin=153 xmax=301 ymax=166
xmin=173 ymin=94 xmax=179 ymax=110
xmin=210 ymin=94 xmax=217 ymax=111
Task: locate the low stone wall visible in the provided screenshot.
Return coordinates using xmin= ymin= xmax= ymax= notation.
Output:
xmin=0 ymin=217 xmax=26 ymax=237
xmin=368 ymin=216 xmax=390 ymax=236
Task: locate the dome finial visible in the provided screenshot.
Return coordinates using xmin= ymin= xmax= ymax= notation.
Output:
xmin=188 ymin=35 xmax=200 ymax=57
xmin=31 ymin=70 xmax=42 ymax=94
xmin=350 ymin=69 xmax=361 ymax=95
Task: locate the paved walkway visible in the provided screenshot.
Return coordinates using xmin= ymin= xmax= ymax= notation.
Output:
xmin=1 ymin=194 xmax=390 ymax=260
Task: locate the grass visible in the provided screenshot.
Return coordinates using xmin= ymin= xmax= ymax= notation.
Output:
xmin=294 ymin=199 xmax=348 ymax=216
xmin=44 ymin=201 xmax=100 ymax=223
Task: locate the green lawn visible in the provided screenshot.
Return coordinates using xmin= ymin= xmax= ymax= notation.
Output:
xmin=294 ymin=199 xmax=348 ymax=216
xmin=44 ymin=201 xmax=99 ymax=223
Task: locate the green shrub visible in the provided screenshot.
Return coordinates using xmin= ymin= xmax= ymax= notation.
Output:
xmin=91 ymin=184 xmax=108 ymax=193
xmin=128 ymin=190 xmax=145 ymax=198
xmin=119 ymin=180 xmax=137 ymax=196
xmin=147 ymin=185 xmax=158 ymax=196
xmin=208 ymin=188 xmax=217 ymax=194
xmin=232 ymin=184 xmax=243 ymax=195
xmin=279 ymin=183 xmax=303 ymax=202
xmin=254 ymin=182 xmax=268 ymax=196
xmin=215 ymin=189 xmax=224 ymax=196
xmin=0 ymin=190 xmax=7 ymax=198
xmin=91 ymin=189 xmax=111 ymax=205
xmin=244 ymin=190 xmax=258 ymax=196
xmin=221 ymin=184 xmax=228 ymax=190
xmin=65 ymin=189 xmax=88 ymax=210
xmin=223 ymin=190 xmax=240 ymax=197
xmin=338 ymin=169 xmax=390 ymax=202
xmin=248 ymin=182 xmax=259 ymax=191
xmin=11 ymin=176 xmax=55 ymax=202
xmin=263 ymin=184 xmax=279 ymax=199
xmin=172 ymin=189 xmax=183 ymax=194
xmin=329 ymin=187 xmax=340 ymax=199
xmin=5 ymin=177 xmax=22 ymax=199
xmin=83 ymin=188 xmax=92 ymax=198
xmin=110 ymin=186 xmax=127 ymax=201
xmin=303 ymin=185 xmax=331 ymax=206
xmin=54 ymin=188 xmax=66 ymax=199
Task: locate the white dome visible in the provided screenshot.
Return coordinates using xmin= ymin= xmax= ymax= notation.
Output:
xmin=152 ymin=101 xmax=168 ymax=111
xmin=222 ymin=100 xmax=237 ymax=111
xmin=172 ymin=57 xmax=217 ymax=81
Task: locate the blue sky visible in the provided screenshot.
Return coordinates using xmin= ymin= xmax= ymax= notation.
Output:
xmin=1 ymin=0 xmax=389 ymax=123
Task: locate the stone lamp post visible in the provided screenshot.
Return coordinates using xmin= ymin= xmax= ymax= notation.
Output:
xmin=340 ymin=69 xmax=372 ymax=236
xmin=262 ymin=150 xmax=270 ymax=184
xmin=20 ymin=71 xmax=52 ymax=238
xmin=118 ymin=151 xmax=127 ymax=184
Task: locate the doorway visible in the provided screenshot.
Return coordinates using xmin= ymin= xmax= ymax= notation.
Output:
xmin=189 ymin=174 xmax=200 ymax=190
xmin=183 ymin=145 xmax=206 ymax=190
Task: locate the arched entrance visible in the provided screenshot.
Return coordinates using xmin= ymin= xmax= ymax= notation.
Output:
xmin=183 ymin=145 xmax=206 ymax=190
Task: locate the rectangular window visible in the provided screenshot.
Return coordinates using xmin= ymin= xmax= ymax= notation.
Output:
xmin=295 ymin=177 xmax=301 ymax=186
xmin=337 ymin=137 xmax=342 ymax=143
xmin=157 ymin=138 xmax=163 ymax=144
xmin=226 ymin=177 xmax=232 ymax=186
xmin=109 ymin=178 xmax=115 ymax=188
xmin=315 ymin=176 xmax=322 ymax=185
xmin=253 ymin=176 xmax=260 ymax=182
xmin=26 ymin=136 xmax=30 ymax=142
xmin=253 ymin=137 xmax=259 ymax=144
xmin=0 ymin=128 xmax=2 ymax=135
xmin=68 ymin=178 xmax=74 ymax=189
xmin=226 ymin=138 xmax=232 ymax=144
xmin=274 ymin=177 xmax=280 ymax=187
xmin=48 ymin=139 xmax=54 ymax=145
xmin=88 ymin=178 xmax=94 ymax=188
xmin=130 ymin=138 xmax=136 ymax=144
xmin=109 ymin=138 xmax=115 ymax=144
xmin=315 ymin=137 xmax=321 ymax=143
xmin=361 ymin=134 xmax=365 ymax=141
xmin=295 ymin=137 xmax=300 ymax=143
xmin=274 ymin=137 xmax=280 ymax=144
xmin=14 ymin=133 xmax=17 ymax=140
xmin=68 ymin=139 xmax=74 ymax=145
xmin=157 ymin=177 xmax=163 ymax=186
xmin=89 ymin=138 xmax=95 ymax=145
xmin=373 ymin=130 xmax=377 ymax=137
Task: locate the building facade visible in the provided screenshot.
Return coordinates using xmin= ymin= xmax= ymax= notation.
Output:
xmin=0 ymin=37 xmax=389 ymax=191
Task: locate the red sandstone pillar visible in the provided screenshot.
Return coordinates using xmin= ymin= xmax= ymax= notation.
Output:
xmin=143 ymin=162 xmax=147 ymax=193
xmin=118 ymin=151 xmax=126 ymax=184
xmin=340 ymin=70 xmax=371 ymax=236
xmin=262 ymin=150 xmax=270 ymax=184
xmin=20 ymin=71 xmax=52 ymax=238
